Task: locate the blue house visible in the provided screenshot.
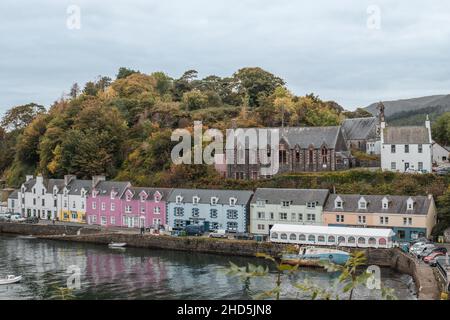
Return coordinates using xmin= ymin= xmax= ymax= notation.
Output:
xmin=167 ymin=189 xmax=254 ymax=233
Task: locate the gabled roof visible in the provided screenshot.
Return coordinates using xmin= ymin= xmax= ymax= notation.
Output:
xmin=8 ymin=190 xmax=19 ymax=199
xmin=121 ymin=187 xmax=172 ymax=201
xmin=168 ymin=188 xmax=253 ymax=206
xmin=383 ymin=126 xmax=431 ymax=144
xmin=22 ymin=178 xmax=65 ymax=193
xmin=341 ymin=117 xmax=378 ymax=140
xmin=94 ymin=181 xmax=130 ymax=197
xmin=251 ymin=188 xmax=329 ymax=206
xmin=65 ymin=179 xmax=92 ymax=195
xmin=324 ymin=194 xmax=432 ymax=215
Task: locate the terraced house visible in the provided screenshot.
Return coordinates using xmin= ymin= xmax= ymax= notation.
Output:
xmin=250 ymin=188 xmax=330 ymax=239
xmin=58 ymin=175 xmax=91 ymax=223
xmin=167 ymin=189 xmax=253 ymax=233
xmin=323 ymin=194 xmax=437 ymax=242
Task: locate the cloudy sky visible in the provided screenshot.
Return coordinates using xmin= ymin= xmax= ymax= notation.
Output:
xmin=1 ymin=0 xmax=450 ymax=113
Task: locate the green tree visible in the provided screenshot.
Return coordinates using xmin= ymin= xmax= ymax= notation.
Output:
xmin=182 ymin=90 xmax=209 ymax=111
xmin=1 ymin=103 xmax=46 ymax=131
xmin=116 ymin=67 xmax=139 ymax=79
xmin=432 ymin=112 xmax=450 ymax=146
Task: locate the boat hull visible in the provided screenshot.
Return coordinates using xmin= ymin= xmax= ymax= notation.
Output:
xmin=0 ymin=276 xmax=22 ymax=285
xmin=282 ymin=253 xmax=349 ymax=266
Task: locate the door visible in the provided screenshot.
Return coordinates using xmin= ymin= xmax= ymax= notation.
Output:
xmin=404 ymin=162 xmax=410 ymax=171
xmin=128 ymin=217 xmax=133 ymax=228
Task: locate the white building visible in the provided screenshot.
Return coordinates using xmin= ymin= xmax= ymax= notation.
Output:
xmin=250 ymin=188 xmax=329 ymax=239
xmin=6 ymin=190 xmax=20 ymax=213
xmin=380 ymin=117 xmax=433 ymax=173
xmin=432 ymin=142 xmax=449 ymax=165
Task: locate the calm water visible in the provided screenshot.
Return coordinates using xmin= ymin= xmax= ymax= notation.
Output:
xmin=0 ymin=234 xmax=417 ymax=300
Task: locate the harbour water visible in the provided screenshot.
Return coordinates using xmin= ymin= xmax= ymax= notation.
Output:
xmin=0 ymin=234 xmax=417 ymax=300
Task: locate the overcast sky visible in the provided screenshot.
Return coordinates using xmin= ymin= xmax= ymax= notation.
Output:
xmin=1 ymin=0 xmax=450 ymax=113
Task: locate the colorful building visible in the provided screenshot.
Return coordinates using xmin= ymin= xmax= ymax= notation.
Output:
xmin=323 ymin=194 xmax=437 ymax=242
xmin=58 ymin=175 xmax=91 ymax=223
xmin=86 ymin=177 xmax=131 ymax=227
xmin=250 ymin=188 xmax=329 ymax=239
xmin=166 ymin=188 xmax=253 ymax=233
xmin=120 ymin=187 xmax=172 ymax=228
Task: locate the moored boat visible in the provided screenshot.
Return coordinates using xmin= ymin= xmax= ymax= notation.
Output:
xmin=108 ymin=242 xmax=127 ymax=248
xmin=0 ymin=275 xmax=22 ymax=285
xmin=282 ymin=246 xmax=349 ymax=266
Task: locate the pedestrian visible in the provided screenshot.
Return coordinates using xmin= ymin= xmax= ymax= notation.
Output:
xmin=140 ymin=226 xmax=145 ymax=235
xmin=52 ymin=219 xmax=55 ymax=225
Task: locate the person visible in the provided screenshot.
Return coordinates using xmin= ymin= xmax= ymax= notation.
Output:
xmin=140 ymin=226 xmax=145 ymax=235
xmin=52 ymin=219 xmax=55 ymax=225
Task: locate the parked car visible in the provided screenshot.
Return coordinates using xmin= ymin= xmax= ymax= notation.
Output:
xmin=415 ymin=244 xmax=435 ymax=257
xmin=0 ymin=213 xmax=11 ymax=222
xmin=209 ymin=229 xmax=228 ymax=239
xmin=25 ymin=216 xmax=39 ymax=224
xmin=184 ymin=224 xmax=205 ymax=236
xmin=424 ymin=252 xmax=445 ymax=264
xmin=233 ymin=232 xmax=254 ymax=241
xmin=409 ymin=242 xmax=428 ymax=254
xmin=435 ymin=167 xmax=450 ymax=175
xmin=9 ymin=214 xmax=26 ymax=223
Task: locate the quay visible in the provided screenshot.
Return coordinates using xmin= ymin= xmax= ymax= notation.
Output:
xmin=0 ymin=221 xmax=440 ymax=300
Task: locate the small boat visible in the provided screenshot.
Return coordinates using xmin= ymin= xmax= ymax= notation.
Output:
xmin=108 ymin=242 xmax=127 ymax=248
xmin=282 ymin=246 xmax=349 ymax=266
xmin=0 ymin=275 xmax=22 ymax=285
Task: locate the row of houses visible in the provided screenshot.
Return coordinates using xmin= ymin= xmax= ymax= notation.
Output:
xmin=7 ymin=175 xmax=437 ymax=242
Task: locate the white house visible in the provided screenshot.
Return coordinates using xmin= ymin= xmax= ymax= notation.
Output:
xmin=6 ymin=190 xmax=20 ymax=214
xmin=432 ymin=142 xmax=449 ymax=165
xmin=380 ymin=117 xmax=433 ymax=173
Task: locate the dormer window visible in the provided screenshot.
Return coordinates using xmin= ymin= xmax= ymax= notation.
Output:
xmin=154 ymin=192 xmax=161 ymax=203
xmin=281 ymin=201 xmax=291 ymax=207
xmin=176 ymin=195 xmax=183 ymax=204
xmin=407 ymin=197 xmax=414 ymax=210
xmin=139 ymin=191 xmax=147 ymax=202
xmin=192 ymin=196 xmax=200 ymax=205
xmin=256 ymin=200 xmax=266 ymax=207
xmin=229 ymin=197 xmax=237 ymax=206
xmin=53 ymin=187 xmax=58 ymax=196
xmin=358 ymin=197 xmax=367 ymax=210
xmin=125 ymin=193 xmax=131 ymax=201
xmin=64 ymin=189 xmax=68 ymax=197
xmin=111 ymin=192 xmax=116 ymax=200
xmin=335 ymin=196 xmax=343 ymax=209
xmin=382 ymin=197 xmax=389 ymax=209
xmin=211 ymin=197 xmax=218 ymax=205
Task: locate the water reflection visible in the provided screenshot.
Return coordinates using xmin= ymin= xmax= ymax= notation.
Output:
xmin=0 ymin=235 xmax=416 ymax=300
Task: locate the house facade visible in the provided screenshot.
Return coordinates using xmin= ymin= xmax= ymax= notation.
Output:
xmin=323 ymin=194 xmax=437 ymax=242
xmin=380 ymin=118 xmax=433 ymax=173
xmin=6 ymin=190 xmax=20 ymax=214
xmin=120 ymin=187 xmax=172 ymax=228
xmin=432 ymin=142 xmax=449 ymax=165
xmin=227 ymin=126 xmax=352 ymax=180
xmin=58 ymin=175 xmax=91 ymax=223
xmin=86 ymin=178 xmax=131 ymax=227
xmin=341 ymin=117 xmax=380 ymax=154
xmin=166 ymin=189 xmax=253 ymax=233
xmin=250 ymin=188 xmax=329 ymax=239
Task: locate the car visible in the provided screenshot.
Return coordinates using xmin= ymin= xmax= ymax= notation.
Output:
xmin=25 ymin=216 xmax=39 ymax=224
xmin=233 ymin=232 xmax=254 ymax=241
xmin=184 ymin=224 xmax=205 ymax=236
xmin=405 ymin=168 xmax=423 ymax=174
xmin=209 ymin=229 xmax=228 ymax=239
xmin=424 ymin=252 xmax=445 ymax=264
xmin=9 ymin=214 xmax=26 ymax=223
xmin=415 ymin=244 xmax=435 ymax=257
xmin=409 ymin=242 xmax=428 ymax=254
xmin=0 ymin=213 xmax=11 ymax=222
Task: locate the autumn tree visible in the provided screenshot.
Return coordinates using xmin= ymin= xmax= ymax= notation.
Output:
xmin=1 ymin=103 xmax=46 ymax=131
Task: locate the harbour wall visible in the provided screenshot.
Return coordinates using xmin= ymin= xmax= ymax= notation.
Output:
xmin=0 ymin=222 xmax=439 ymax=299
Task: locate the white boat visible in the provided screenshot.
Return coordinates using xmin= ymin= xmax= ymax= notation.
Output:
xmin=108 ymin=242 xmax=127 ymax=248
xmin=282 ymin=246 xmax=349 ymax=266
xmin=0 ymin=275 xmax=22 ymax=285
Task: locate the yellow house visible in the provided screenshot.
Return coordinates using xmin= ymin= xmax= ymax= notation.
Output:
xmin=323 ymin=194 xmax=437 ymax=242
xmin=57 ymin=177 xmax=91 ymax=224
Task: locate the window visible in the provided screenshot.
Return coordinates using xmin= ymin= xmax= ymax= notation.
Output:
xmin=368 ymin=238 xmax=376 ymax=245
xmin=176 ymin=195 xmax=183 ymax=204
xmin=257 ymin=212 xmax=265 ymax=219
xmin=226 ymin=222 xmax=238 ymax=232
xmin=153 ymin=218 xmax=161 ymax=226
xmin=192 ymin=196 xmax=200 ymax=205
xmin=291 ymin=213 xmax=296 ymax=221
xmin=348 ymin=237 xmax=356 ymax=244
xmin=379 ymin=238 xmax=387 ymax=246
xmin=358 ymin=199 xmax=367 ymax=209
xmin=336 ymin=215 xmax=344 ymax=223
xmin=71 ymin=212 xmax=77 ymax=219
xmin=307 ymin=214 xmax=316 ymax=222
xmin=391 ymin=145 xmax=396 ymax=153
xmin=210 ymin=222 xmax=219 ymax=230
xmin=192 ymin=208 xmax=200 ymax=217
xmin=328 ymin=236 xmax=336 ymax=243
xmin=298 ymin=214 xmax=303 ymax=221
xmin=318 ymin=235 xmax=325 ymax=242
xmin=279 ymin=150 xmax=287 ymax=164
xmin=391 ymin=162 xmax=396 ymax=170
xmin=418 ymin=162 xmax=423 ymax=171
xmin=153 ymin=206 xmax=161 ymax=214
xmin=271 ymin=232 xmax=279 ymax=239
xmin=33 ymin=198 xmax=36 ymax=205
xmin=42 ymin=199 xmax=45 ymax=206
xmin=403 ymin=217 xmax=412 ymax=225
xmin=33 ymin=188 xmax=36 ymax=194
xmin=174 ymin=207 xmax=184 ymax=216
xmin=338 ymin=236 xmax=346 ymax=244
xmin=101 ymin=216 xmax=107 ymax=226
xmin=257 ymin=224 xmax=265 ymax=230
xmin=289 ymin=234 xmax=297 ymax=241
xmin=174 ymin=219 xmax=185 ymax=228
xmin=125 ymin=205 xmax=132 ymax=213
xmin=72 ymin=201 xmax=76 ymax=209
xmin=227 ymin=210 xmax=238 ymax=220
xmin=418 ymin=144 xmax=423 ymax=153
xmin=299 ymin=234 xmax=306 ymax=241
xmin=92 ymin=202 xmax=96 ymax=209
xmin=280 ymin=233 xmax=288 ymax=240
xmin=256 ymin=200 xmax=266 ymax=207
xmin=101 ymin=202 xmax=106 ymax=210
xmin=358 ymin=216 xmax=366 ymax=224
xmin=295 ymin=150 xmax=300 ymax=162
xmin=279 ymin=212 xmax=288 ymax=220
xmin=110 ymin=216 xmax=115 ymax=225
xmin=404 ymin=145 xmax=409 ymax=153
xmin=307 ymin=202 xmax=317 ymax=209
xmin=111 ymin=203 xmax=115 ymax=211
xmin=64 ymin=200 xmax=67 ymax=208
xmin=281 ymin=201 xmax=290 ymax=207
xmin=380 ymin=216 xmax=389 ymax=225
xmin=308 ymin=235 xmax=316 ymax=242
xmin=211 ymin=197 xmax=218 ymax=205
xmin=81 ymin=202 xmax=84 ymax=210
xmin=210 ymin=209 xmax=218 ymax=219
xmin=229 ymin=198 xmax=237 ymax=206
xmin=358 ymin=237 xmax=366 ymax=245
xmin=92 ymin=215 xmax=97 ymax=223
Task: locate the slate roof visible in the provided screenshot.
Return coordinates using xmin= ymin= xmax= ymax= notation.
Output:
xmin=22 ymin=178 xmax=65 ymax=193
xmin=383 ymin=126 xmax=431 ymax=144
xmin=229 ymin=126 xmax=347 ymax=150
xmin=65 ymin=179 xmax=92 ymax=195
xmin=122 ymin=187 xmax=173 ymax=201
xmin=168 ymin=188 xmax=253 ymax=206
xmin=341 ymin=117 xmax=378 ymax=140
xmin=324 ymin=194 xmax=432 ymax=215
xmin=94 ymin=181 xmax=130 ymax=197
xmin=8 ymin=190 xmax=19 ymax=199
xmin=251 ymin=188 xmax=330 ymax=206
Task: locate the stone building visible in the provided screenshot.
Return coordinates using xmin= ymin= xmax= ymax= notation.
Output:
xmin=341 ymin=117 xmax=380 ymax=154
xmin=226 ymin=126 xmax=352 ymax=180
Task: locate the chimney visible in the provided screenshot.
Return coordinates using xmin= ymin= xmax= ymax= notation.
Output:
xmin=36 ymin=174 xmax=43 ymax=184
xmin=425 ymin=115 xmax=432 ymax=143
xmin=92 ymin=175 xmax=106 ymax=188
xmin=25 ymin=175 xmax=34 ymax=182
xmin=64 ymin=175 xmax=76 ymax=186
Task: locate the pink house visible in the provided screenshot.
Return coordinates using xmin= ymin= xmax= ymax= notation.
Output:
xmin=120 ymin=187 xmax=171 ymax=229
xmin=86 ymin=178 xmax=131 ymax=227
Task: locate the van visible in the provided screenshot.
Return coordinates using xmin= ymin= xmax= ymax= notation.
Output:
xmin=184 ymin=224 xmax=205 ymax=236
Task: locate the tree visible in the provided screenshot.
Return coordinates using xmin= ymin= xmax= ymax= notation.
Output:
xmin=69 ymin=83 xmax=80 ymax=99
xmin=343 ymin=108 xmax=374 ymax=119
xmin=432 ymin=112 xmax=450 ymax=146
xmin=233 ymin=67 xmax=285 ymax=108
xmin=82 ymin=81 xmax=98 ymax=96
xmin=116 ymin=67 xmax=139 ymax=80
xmin=181 ymin=90 xmax=209 ymax=111
xmin=1 ymin=103 xmax=46 ymax=131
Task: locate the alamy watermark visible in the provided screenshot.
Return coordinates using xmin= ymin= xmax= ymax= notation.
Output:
xmin=66 ymin=5 xmax=81 ymax=30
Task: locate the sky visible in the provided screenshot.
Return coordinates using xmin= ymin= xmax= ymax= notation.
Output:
xmin=1 ymin=0 xmax=450 ymax=113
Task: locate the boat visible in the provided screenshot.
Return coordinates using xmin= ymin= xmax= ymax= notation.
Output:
xmin=108 ymin=242 xmax=127 ymax=248
xmin=0 ymin=275 xmax=22 ymax=285
xmin=281 ymin=246 xmax=349 ymax=266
